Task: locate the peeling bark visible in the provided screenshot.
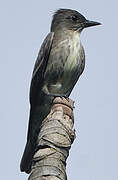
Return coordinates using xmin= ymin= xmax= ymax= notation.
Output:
xmin=28 ymin=97 xmax=75 ymax=180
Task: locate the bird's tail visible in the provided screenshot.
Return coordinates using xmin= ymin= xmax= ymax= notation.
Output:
xmin=20 ymin=96 xmax=53 ymax=173
xmin=20 ymin=106 xmax=50 ymax=174
xmin=20 ymin=139 xmax=35 ymax=174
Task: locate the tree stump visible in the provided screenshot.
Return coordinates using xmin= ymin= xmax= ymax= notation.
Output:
xmin=28 ymin=97 xmax=75 ymax=180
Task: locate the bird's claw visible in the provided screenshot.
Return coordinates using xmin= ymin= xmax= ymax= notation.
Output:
xmin=47 ymin=93 xmax=69 ymax=101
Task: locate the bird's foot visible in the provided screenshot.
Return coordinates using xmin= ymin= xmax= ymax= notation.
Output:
xmin=47 ymin=93 xmax=69 ymax=101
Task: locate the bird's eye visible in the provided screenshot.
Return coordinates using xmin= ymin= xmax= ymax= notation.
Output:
xmin=71 ymin=15 xmax=78 ymax=22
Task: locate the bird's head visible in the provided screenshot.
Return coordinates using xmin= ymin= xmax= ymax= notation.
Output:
xmin=51 ymin=9 xmax=101 ymax=33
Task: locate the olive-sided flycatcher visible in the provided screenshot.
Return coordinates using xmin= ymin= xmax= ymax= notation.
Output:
xmin=20 ymin=9 xmax=101 ymax=173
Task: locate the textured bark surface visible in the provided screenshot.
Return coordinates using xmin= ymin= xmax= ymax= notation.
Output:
xmin=28 ymin=97 xmax=75 ymax=180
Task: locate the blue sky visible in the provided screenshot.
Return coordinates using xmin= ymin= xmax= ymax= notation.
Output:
xmin=0 ymin=0 xmax=118 ymax=179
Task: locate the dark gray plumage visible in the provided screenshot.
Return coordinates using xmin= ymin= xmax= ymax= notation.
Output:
xmin=20 ymin=8 xmax=101 ymax=173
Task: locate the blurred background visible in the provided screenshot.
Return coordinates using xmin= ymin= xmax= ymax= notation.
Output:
xmin=0 ymin=0 xmax=118 ymax=179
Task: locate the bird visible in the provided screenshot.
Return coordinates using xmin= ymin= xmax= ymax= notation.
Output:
xmin=20 ymin=8 xmax=101 ymax=174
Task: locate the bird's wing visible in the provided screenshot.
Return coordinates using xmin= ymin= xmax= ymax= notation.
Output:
xmin=30 ymin=32 xmax=54 ymax=105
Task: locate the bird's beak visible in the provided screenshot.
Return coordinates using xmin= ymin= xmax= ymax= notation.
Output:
xmin=83 ymin=20 xmax=101 ymax=28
